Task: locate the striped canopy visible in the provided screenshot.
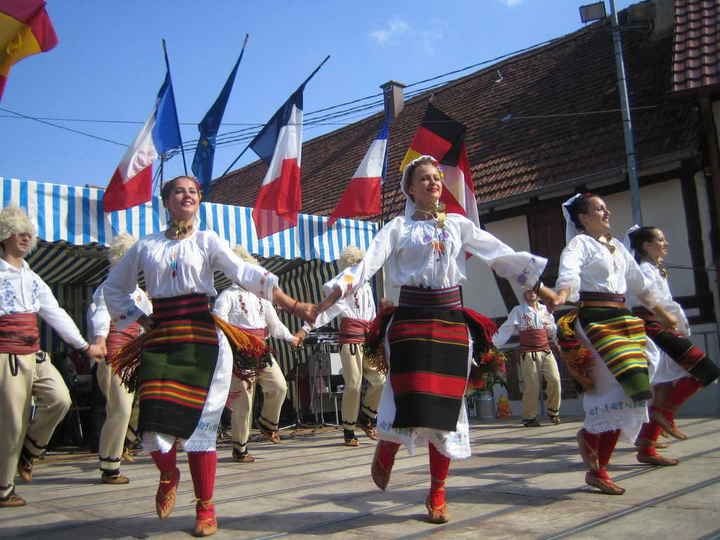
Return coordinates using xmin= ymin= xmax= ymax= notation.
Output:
xmin=0 ymin=176 xmax=378 ymax=263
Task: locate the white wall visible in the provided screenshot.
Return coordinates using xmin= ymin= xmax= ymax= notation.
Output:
xmin=463 ymin=215 xmax=530 ymax=318
xmin=605 ymin=179 xmax=694 ymax=297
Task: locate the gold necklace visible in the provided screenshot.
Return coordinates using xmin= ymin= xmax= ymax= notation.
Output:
xmin=590 ymin=233 xmax=616 ymax=254
xmin=168 ymin=220 xmax=193 ymax=238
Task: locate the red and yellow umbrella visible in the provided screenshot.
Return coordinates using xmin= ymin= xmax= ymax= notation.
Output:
xmin=0 ymin=0 xmax=58 ymax=100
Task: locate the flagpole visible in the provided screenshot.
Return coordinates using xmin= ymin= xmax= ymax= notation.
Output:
xmin=162 ymin=39 xmax=188 ymax=175
xmin=220 ymin=55 xmax=331 ymax=178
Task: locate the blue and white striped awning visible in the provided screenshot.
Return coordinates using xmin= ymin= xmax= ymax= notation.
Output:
xmin=0 ymin=177 xmax=378 ymax=262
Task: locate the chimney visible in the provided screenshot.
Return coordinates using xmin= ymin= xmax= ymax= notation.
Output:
xmin=380 ymin=80 xmax=407 ymax=122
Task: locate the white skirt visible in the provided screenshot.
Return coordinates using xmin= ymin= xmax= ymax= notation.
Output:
xmin=577 ymin=321 xmax=649 ymax=444
xmin=376 ymin=320 xmax=472 ymax=460
xmin=142 ymin=329 xmax=233 ymax=453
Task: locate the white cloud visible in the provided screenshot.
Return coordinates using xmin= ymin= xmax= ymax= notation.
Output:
xmin=369 ymin=19 xmax=410 ymax=45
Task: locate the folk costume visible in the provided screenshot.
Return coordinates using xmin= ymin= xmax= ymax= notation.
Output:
xmin=556 ymin=196 xmax=661 ymax=495
xmin=630 ymin=254 xmax=720 ymax=465
xmin=306 ymin=280 xmax=385 ymax=446
xmin=0 ymin=208 xmax=90 ymax=508
xmin=322 ymin=156 xmax=546 ymax=523
xmin=492 ymin=300 xmax=561 ymax=426
xmin=213 ymin=284 xmax=293 ymax=461
xmin=103 ymin=229 xmax=277 ymax=534
xmin=88 ymin=283 xmax=151 ymax=483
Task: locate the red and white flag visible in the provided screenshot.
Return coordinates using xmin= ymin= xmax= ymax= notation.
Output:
xmin=103 ymin=67 xmax=182 ymax=212
xmin=328 ymin=123 xmax=388 ymax=227
xmin=250 ymin=88 xmax=304 ymax=239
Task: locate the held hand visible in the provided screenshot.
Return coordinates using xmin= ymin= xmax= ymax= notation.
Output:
xmin=93 ymin=336 xmax=107 ymax=357
xmin=294 ymin=302 xmax=318 ymax=325
xmin=540 ymin=286 xmax=566 ymax=312
xmin=86 ymin=343 xmax=106 ymax=359
xmin=292 ymin=329 xmax=307 ymax=347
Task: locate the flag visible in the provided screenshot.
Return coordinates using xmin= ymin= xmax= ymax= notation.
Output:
xmin=191 ymin=36 xmax=248 ymax=195
xmin=249 ymin=87 xmax=304 ymax=239
xmin=103 ymin=68 xmax=182 ymax=212
xmin=327 ymin=122 xmax=388 ymax=227
xmin=0 ymin=0 xmax=58 ymax=100
xmin=400 ymin=103 xmax=479 ymax=227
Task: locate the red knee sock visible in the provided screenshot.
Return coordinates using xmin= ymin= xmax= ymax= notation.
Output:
xmin=428 ymin=443 xmax=451 ymax=508
xmin=637 ymin=418 xmax=663 ymax=457
xmin=151 ymin=444 xmax=179 ymax=496
xmin=150 ymin=443 xmax=177 ymax=473
xmin=669 ymin=377 xmax=702 ymax=410
xmin=187 ymin=451 xmax=217 ymax=520
xmin=376 ymin=440 xmax=401 ymax=470
xmin=598 ymin=430 xmax=620 ymax=467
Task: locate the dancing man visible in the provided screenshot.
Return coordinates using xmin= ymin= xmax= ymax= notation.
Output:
xmin=0 ymin=206 xmax=104 ymax=507
xmin=492 ymin=288 xmax=561 ymax=427
xmin=299 ymin=246 xmax=386 ymax=447
xmin=213 ymin=245 xmax=300 ymax=463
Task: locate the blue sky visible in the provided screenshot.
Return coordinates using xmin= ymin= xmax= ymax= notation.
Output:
xmin=1 ymin=0 xmax=637 ymax=190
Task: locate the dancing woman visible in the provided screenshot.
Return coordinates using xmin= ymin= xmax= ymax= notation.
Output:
xmin=103 ymin=176 xmax=314 ymax=537
xmin=316 ymin=156 xmax=546 ymax=523
xmin=627 ymin=226 xmax=719 ymax=465
xmin=547 ymin=193 xmax=677 ymax=495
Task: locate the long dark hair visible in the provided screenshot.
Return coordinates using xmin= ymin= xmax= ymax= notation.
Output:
xmin=628 ymin=226 xmax=660 ymax=263
xmin=565 ymin=192 xmax=597 ymax=230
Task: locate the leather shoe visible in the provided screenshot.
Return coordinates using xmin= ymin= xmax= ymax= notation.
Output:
xmin=17 ymin=453 xmax=33 ymax=483
xmin=260 ymin=429 xmax=281 ymax=444
xmin=232 ymin=450 xmax=256 ymax=463
xmin=101 ymin=472 xmax=130 ymax=484
xmin=585 ymin=472 xmax=625 ymax=495
xmin=0 ymin=490 xmax=26 ymax=508
xmin=637 ymin=452 xmax=679 ymax=466
xmin=156 ymin=468 xmax=180 ymax=519
xmin=425 ymin=495 xmax=450 ymax=524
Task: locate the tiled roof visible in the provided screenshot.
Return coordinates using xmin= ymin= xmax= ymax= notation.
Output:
xmin=210 ymin=9 xmax=699 ymax=220
xmin=672 ymin=0 xmax=720 ymax=94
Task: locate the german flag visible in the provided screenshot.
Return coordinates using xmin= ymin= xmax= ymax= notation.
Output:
xmin=0 ymin=0 xmax=58 ymax=100
xmin=400 ymin=103 xmax=479 ymax=227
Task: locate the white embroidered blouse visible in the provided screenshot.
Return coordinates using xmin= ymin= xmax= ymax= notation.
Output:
xmin=556 ymin=234 xmax=658 ymax=308
xmin=0 ymin=258 xmax=88 ymax=349
xmin=103 ymin=230 xmax=277 ymax=324
xmin=213 ymin=285 xmax=294 ymax=342
xmin=492 ymin=302 xmax=557 ymax=348
xmin=324 ymin=214 xmax=546 ymax=301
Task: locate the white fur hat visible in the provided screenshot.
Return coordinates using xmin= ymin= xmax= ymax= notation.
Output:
xmin=338 ymin=246 xmax=364 ymax=271
xmin=232 ymin=244 xmax=258 ymax=265
xmin=0 ymin=206 xmax=37 ymax=252
xmin=107 ymin=233 xmax=138 ymax=266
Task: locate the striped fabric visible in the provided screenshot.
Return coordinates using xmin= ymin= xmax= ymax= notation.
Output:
xmin=580 ymin=308 xmax=651 ymax=400
xmin=137 ymin=294 xmax=219 ymax=438
xmin=388 ymin=310 xmax=469 ymax=431
xmin=339 ymin=318 xmax=370 ymax=344
xmin=0 ymin=177 xmax=377 ymax=262
xmin=398 ymin=285 xmax=462 ymax=310
xmin=644 ymin=321 xmax=719 ymax=386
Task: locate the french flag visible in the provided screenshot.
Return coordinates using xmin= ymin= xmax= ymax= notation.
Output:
xmin=250 ymin=87 xmax=304 ymax=239
xmin=328 ymin=123 xmax=388 ymax=227
xmin=103 ymin=68 xmax=182 ymax=212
